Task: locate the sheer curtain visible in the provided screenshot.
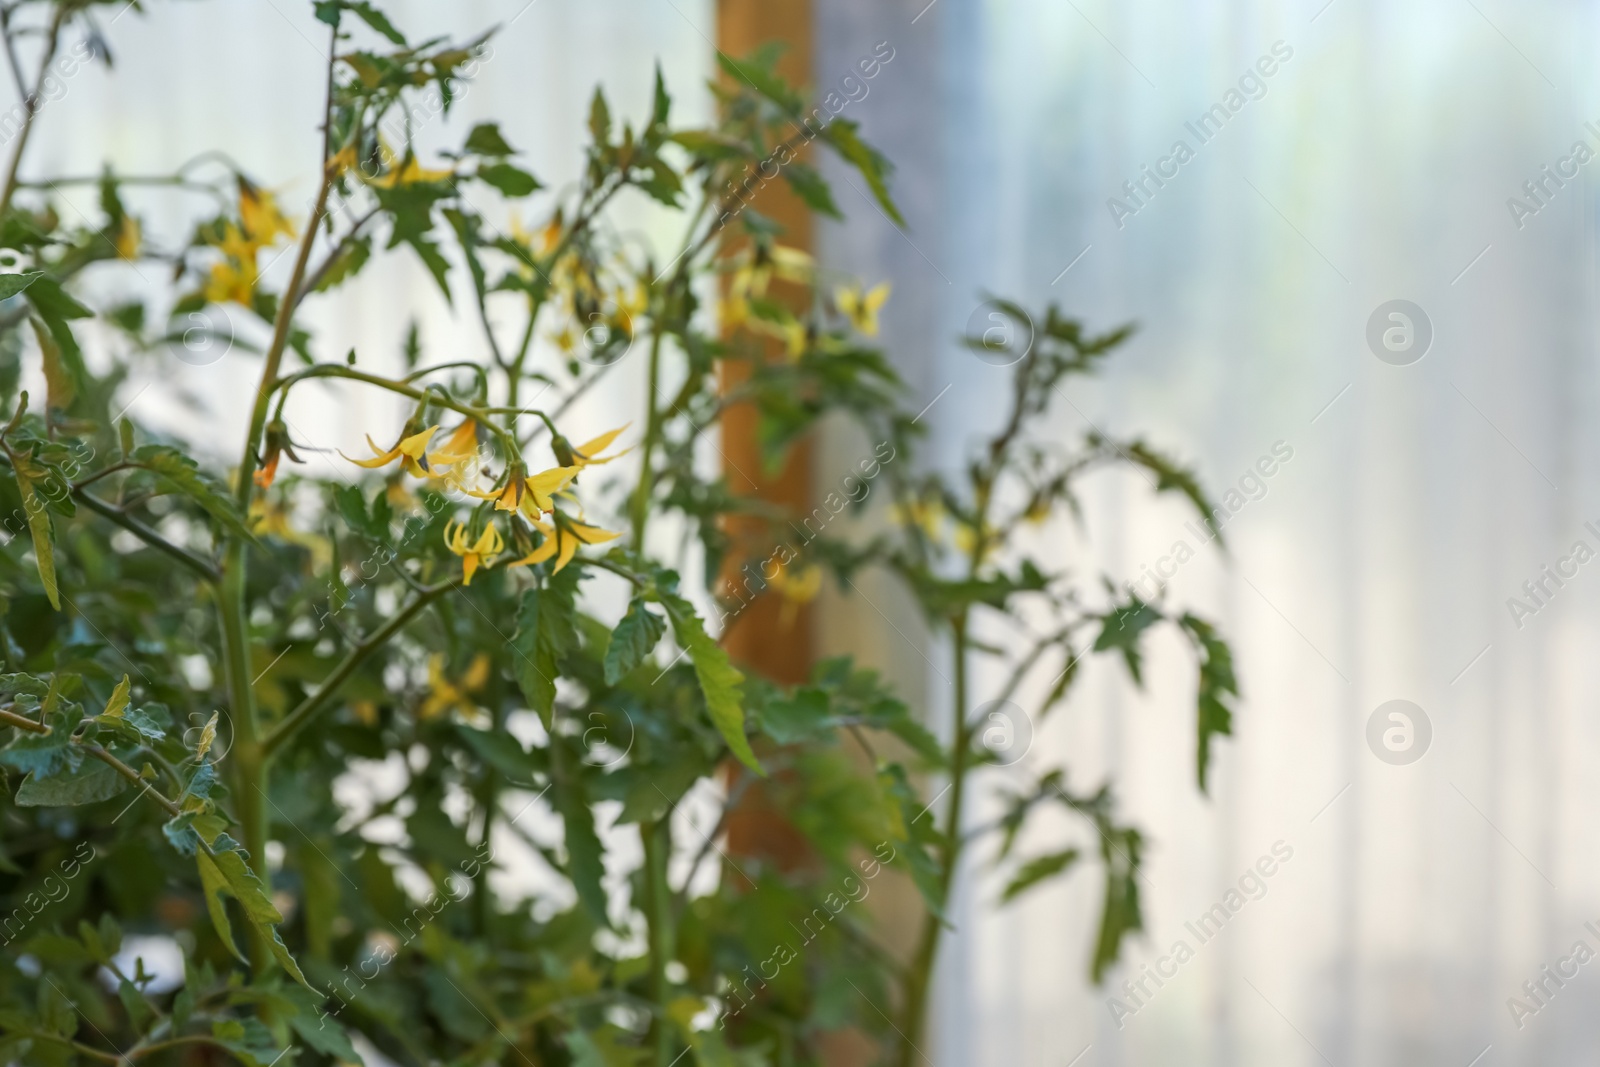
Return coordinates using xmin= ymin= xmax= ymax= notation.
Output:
xmin=817 ymin=0 xmax=1600 ymax=1064
xmin=32 ymin=0 xmax=711 ymax=464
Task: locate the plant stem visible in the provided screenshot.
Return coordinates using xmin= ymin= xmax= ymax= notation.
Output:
xmin=71 ymin=488 xmax=221 ymax=582
xmin=0 ymin=3 xmax=62 ymax=220
xmin=630 ymin=327 xmax=664 ymax=546
xmin=641 ymin=817 xmax=676 ymax=1065
xmin=260 ymin=582 xmax=451 ymax=760
xmin=219 ymin=23 xmax=338 ymax=974
xmin=896 ymin=611 xmax=969 ymax=1067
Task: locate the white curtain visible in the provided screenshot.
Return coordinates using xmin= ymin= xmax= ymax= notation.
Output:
xmin=817 ymin=0 xmax=1600 ymax=1064
xmin=33 ymin=0 xmax=711 ymax=463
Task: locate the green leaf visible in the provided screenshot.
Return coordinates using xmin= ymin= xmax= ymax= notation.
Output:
xmin=463 ymin=122 xmax=515 ymax=157
xmin=553 ymin=743 xmax=607 ymax=927
xmin=11 ymin=457 xmax=57 ymax=609
xmin=1092 ymin=599 xmax=1161 ymax=685
xmin=511 ymin=567 xmax=583 ymax=727
xmin=197 ymin=845 xmax=313 ymax=989
xmin=821 ymin=119 xmax=903 ymax=226
xmin=476 ymin=162 xmax=540 ymax=197
xmin=1089 ymin=826 xmax=1143 ymax=983
xmin=603 ymin=598 xmax=666 ymax=684
xmin=284 ymin=985 xmax=363 ymax=1063
xmin=0 ymin=271 xmax=42 ymax=300
xmin=312 ymin=235 xmax=370 ymax=292
xmin=1181 ymin=613 xmax=1237 ymax=794
xmin=101 ymin=675 xmax=130 ymax=719
xmin=15 ymin=757 xmax=127 ymax=806
xmin=131 ymin=444 xmax=252 ymax=540
xmin=588 ymin=86 xmax=611 ymax=147
xmin=782 ymin=161 xmax=841 ymax=219
xmin=716 ymin=52 xmax=803 ymax=114
xmin=29 ymin=316 xmax=74 ymax=411
xmin=1000 ymin=848 xmax=1080 ymax=904
xmin=661 ymin=594 xmax=761 ymax=774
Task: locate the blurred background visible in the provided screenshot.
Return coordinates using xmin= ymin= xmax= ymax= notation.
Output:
xmin=44 ymin=0 xmax=1600 ymax=1063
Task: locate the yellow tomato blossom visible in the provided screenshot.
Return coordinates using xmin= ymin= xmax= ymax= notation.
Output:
xmin=835 ymin=282 xmax=890 ymax=336
xmin=562 ymin=425 xmax=630 ymax=469
xmin=367 ymin=154 xmax=455 ymax=189
xmin=428 ymin=419 xmax=482 ymax=468
xmin=509 ymin=517 xmax=620 ymax=574
xmin=444 ymin=520 xmax=504 ymax=585
xmin=418 ymin=652 xmax=491 ymax=721
xmin=342 ymin=424 xmax=440 ymax=477
xmin=113 ymin=216 xmax=141 ymax=260
xmin=204 ymin=257 xmax=256 ymax=306
xmin=238 ymin=180 xmax=296 ymax=246
xmin=767 ymin=562 xmax=822 ymax=628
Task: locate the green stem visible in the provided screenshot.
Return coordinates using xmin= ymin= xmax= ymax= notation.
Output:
xmin=220 ymin=24 xmax=338 ymax=976
xmin=641 ymin=818 xmax=676 ymax=1065
xmin=260 ymin=583 xmax=451 ymax=760
xmin=630 ymin=327 xmax=664 ymax=546
xmin=896 ymin=612 xmax=969 ymax=1067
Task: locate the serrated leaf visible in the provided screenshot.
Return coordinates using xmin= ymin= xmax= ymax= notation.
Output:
xmin=195 ymin=710 xmax=218 ymax=760
xmin=661 ymin=594 xmax=761 ymax=774
xmin=511 ymin=568 xmax=583 ymax=727
xmin=1092 ymin=599 xmax=1161 ymax=685
xmin=463 ymin=122 xmax=515 ymax=157
xmin=0 ymin=271 xmax=42 ymax=300
xmin=101 ymin=675 xmax=130 ymax=719
xmin=477 ymin=162 xmax=540 ymax=197
xmin=16 ymin=757 xmax=127 ymax=806
xmin=1000 ymin=848 xmax=1080 ymax=903
xmin=11 ymin=458 xmax=57 ymax=609
xmin=197 ymin=845 xmax=313 ymax=989
xmin=603 ymin=598 xmax=665 ymax=684
xmin=28 ymin=316 xmax=73 ymax=411
xmin=131 ymin=444 xmax=252 ymax=539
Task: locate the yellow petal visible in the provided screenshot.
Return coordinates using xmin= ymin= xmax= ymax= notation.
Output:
xmin=342 ymin=435 xmax=403 ymax=468
xmin=568 ymin=521 xmax=621 ymax=546
xmin=553 ymin=530 xmax=580 ymax=573
xmin=461 ymin=553 xmax=481 ymax=585
xmin=460 ymin=653 xmax=491 ymax=691
xmin=398 ymin=426 xmax=440 ymax=459
xmin=576 ymin=425 xmax=628 ymax=459
xmin=429 ymin=420 xmax=481 ymax=466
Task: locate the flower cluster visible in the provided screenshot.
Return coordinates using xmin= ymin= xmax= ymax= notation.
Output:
xmin=343 ymin=417 xmax=626 ymax=585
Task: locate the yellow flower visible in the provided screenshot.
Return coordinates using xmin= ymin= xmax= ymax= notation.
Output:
xmin=564 ymin=425 xmax=630 ymax=469
xmin=367 ymin=154 xmax=454 ymax=190
xmin=428 ymin=419 xmax=482 ymax=468
xmin=204 ymin=257 xmax=257 ymax=306
xmin=770 ymin=245 xmax=814 ymax=283
xmin=418 ymin=652 xmax=491 ymax=721
xmin=468 ymin=465 xmax=528 ymax=513
xmin=114 ymin=216 xmax=141 ymax=260
xmin=444 ymin=520 xmax=504 ymax=585
xmin=767 ymin=562 xmax=822 ymax=628
xmin=520 ymin=465 xmax=580 ymax=516
xmin=327 ymin=144 xmax=359 ymax=179
xmin=509 ymin=517 xmax=621 ymax=574
xmin=892 ymin=498 xmax=945 ymax=542
xmin=342 ymin=424 xmax=440 ymax=477
xmin=835 ymin=282 xmax=890 ymax=336
xmin=238 ymin=179 xmax=296 ymax=246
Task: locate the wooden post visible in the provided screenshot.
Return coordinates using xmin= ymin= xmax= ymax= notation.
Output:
xmin=716 ymin=0 xmax=814 ymax=692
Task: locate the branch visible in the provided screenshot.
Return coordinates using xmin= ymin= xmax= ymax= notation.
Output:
xmin=0 ymin=2 xmax=62 ymax=218
xmin=72 ymin=487 xmax=222 ymax=583
xmin=294 ymin=205 xmax=379 ymax=303
xmin=260 ymin=582 xmax=453 ymax=759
